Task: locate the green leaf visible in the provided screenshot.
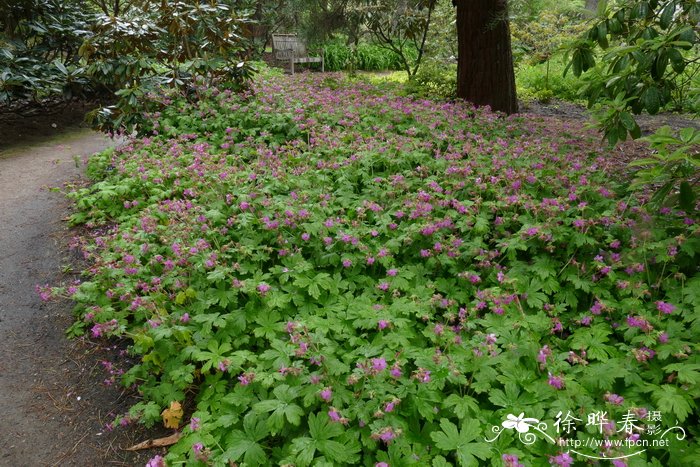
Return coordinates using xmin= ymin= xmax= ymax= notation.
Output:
xmin=619 ymin=111 xmax=637 ymax=131
xmin=659 ymin=1 xmax=676 ymax=29
xmin=308 ymin=282 xmax=321 ymax=300
xmin=443 ymin=394 xmax=479 ymax=419
xmin=597 ymin=0 xmax=608 ymax=16
xmin=650 ymin=385 xmax=695 ymax=422
xmin=642 ymin=86 xmax=662 ymax=114
xmin=653 ymin=50 xmax=669 ymax=80
xmin=318 ymin=439 xmax=351 ymax=463
xmin=431 ymin=419 xmax=490 ymax=466
xmin=309 ymin=412 xmax=343 ymax=441
xmin=668 ymin=47 xmax=686 ymax=73
xmin=663 ymin=364 xmax=700 ymax=386
xmin=678 ymin=181 xmax=696 ymax=212
xmin=224 ymin=415 xmax=268 ymax=466
xmin=292 ymin=437 xmax=316 ymax=466
xmin=433 ymin=456 xmax=453 ymax=467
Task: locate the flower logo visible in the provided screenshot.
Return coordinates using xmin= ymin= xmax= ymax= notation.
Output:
xmin=486 ymin=413 xmax=553 ymax=445
xmin=502 ymin=413 xmax=540 ymax=433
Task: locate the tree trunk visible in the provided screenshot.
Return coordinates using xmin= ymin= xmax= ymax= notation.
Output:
xmin=585 ymin=0 xmax=599 ymax=13
xmin=455 ymin=0 xmax=518 ymax=114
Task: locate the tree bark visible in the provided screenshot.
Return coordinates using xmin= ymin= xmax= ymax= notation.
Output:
xmin=455 ymin=0 xmax=518 ymax=114
xmin=585 ymin=0 xmax=599 ymax=13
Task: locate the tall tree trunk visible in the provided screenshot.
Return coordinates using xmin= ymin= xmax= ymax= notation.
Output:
xmin=583 ymin=0 xmax=599 ymax=17
xmin=585 ymin=0 xmax=599 ymax=13
xmin=455 ymin=0 xmax=517 ymax=114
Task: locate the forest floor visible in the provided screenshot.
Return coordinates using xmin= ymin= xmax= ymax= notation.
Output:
xmin=0 ymin=94 xmax=695 ymax=466
xmin=0 ymin=108 xmax=155 ymax=466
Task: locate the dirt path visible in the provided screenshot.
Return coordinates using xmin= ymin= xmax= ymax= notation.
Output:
xmin=0 ymin=129 xmax=146 ymax=466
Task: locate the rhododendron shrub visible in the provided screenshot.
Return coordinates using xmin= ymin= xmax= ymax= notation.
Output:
xmin=60 ymin=73 xmax=699 ymax=465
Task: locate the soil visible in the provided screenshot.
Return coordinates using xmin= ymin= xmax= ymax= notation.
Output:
xmin=520 ymin=98 xmax=700 ymax=134
xmin=0 ymin=109 xmax=159 ymax=466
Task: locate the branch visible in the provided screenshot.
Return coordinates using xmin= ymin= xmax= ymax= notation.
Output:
xmin=411 ymin=0 xmax=436 ymax=76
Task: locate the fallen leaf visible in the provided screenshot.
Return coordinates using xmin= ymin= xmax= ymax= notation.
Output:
xmin=161 ymin=401 xmax=183 ymax=429
xmin=125 ymin=432 xmax=182 ymax=451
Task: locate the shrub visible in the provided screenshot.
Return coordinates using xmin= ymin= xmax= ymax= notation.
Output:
xmin=322 ymin=41 xmax=415 ymax=72
xmin=57 ymin=73 xmax=699 ymax=466
xmin=82 ymin=0 xmax=254 ymax=134
xmin=0 ymin=0 xmax=93 ymax=107
xmin=516 ymin=57 xmax=585 ymax=103
xmin=511 ymin=10 xmax=588 ymax=64
xmin=404 ymin=60 xmax=457 ymax=99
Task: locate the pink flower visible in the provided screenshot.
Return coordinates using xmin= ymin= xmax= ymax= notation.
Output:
xmin=628 ymin=315 xmax=654 ymax=332
xmin=551 ymin=318 xmax=563 ymax=333
xmin=605 ymin=393 xmax=624 ymax=405
xmin=342 ymin=258 xmax=352 ymax=268
xmin=180 ymin=313 xmax=190 ymax=323
xmin=371 ymin=358 xmax=387 ymax=372
xmin=549 ymin=452 xmax=574 ymax=467
xmin=384 ymin=400 xmax=399 ymax=412
xmin=414 ymin=368 xmax=431 ymax=383
xmin=328 ymin=408 xmax=341 ymax=422
xmin=548 ymin=373 xmax=564 ymax=390
xmin=146 ymin=455 xmax=166 ymax=467
xmin=320 ymin=387 xmax=332 ymax=401
xmin=189 ymin=417 xmax=200 ymax=431
xmin=502 ymin=454 xmax=524 ymax=467
xmin=36 ymin=284 xmax=52 ymax=301
xmin=192 ymin=442 xmax=208 ymax=462
xmin=590 ymin=300 xmax=603 ymax=315
xmin=238 ymin=373 xmax=254 ymax=385
xmin=656 ymin=301 xmax=675 ymax=314
xmin=633 ymin=346 xmax=655 ymax=362
xmin=378 ymin=319 xmax=390 ymax=330
xmin=372 ymin=427 xmax=399 ymax=444
xmin=257 ymin=283 xmax=271 ymax=295
xmin=390 ymin=364 xmax=402 ymax=379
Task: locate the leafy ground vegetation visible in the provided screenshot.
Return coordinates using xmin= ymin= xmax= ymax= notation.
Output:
xmin=50 ymin=71 xmax=699 ymax=466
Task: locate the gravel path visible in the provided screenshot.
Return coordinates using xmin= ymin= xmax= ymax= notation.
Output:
xmin=0 ymin=129 xmax=142 ymax=466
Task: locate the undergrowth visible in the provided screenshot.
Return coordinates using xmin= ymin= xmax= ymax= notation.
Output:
xmin=51 ymin=73 xmax=699 ymax=466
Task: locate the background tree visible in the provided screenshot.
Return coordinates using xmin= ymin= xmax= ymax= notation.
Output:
xmin=453 ymin=0 xmax=518 ymax=114
xmin=568 ymin=0 xmax=700 ymax=143
xmin=567 ymin=0 xmax=699 ymax=208
xmin=0 ymin=0 xmax=92 ymax=110
xmin=350 ymin=0 xmax=437 ymax=76
xmin=80 ymin=0 xmax=254 ymax=132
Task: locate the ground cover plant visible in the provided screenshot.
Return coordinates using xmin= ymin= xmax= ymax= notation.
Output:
xmin=54 ymin=72 xmax=699 ymax=466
